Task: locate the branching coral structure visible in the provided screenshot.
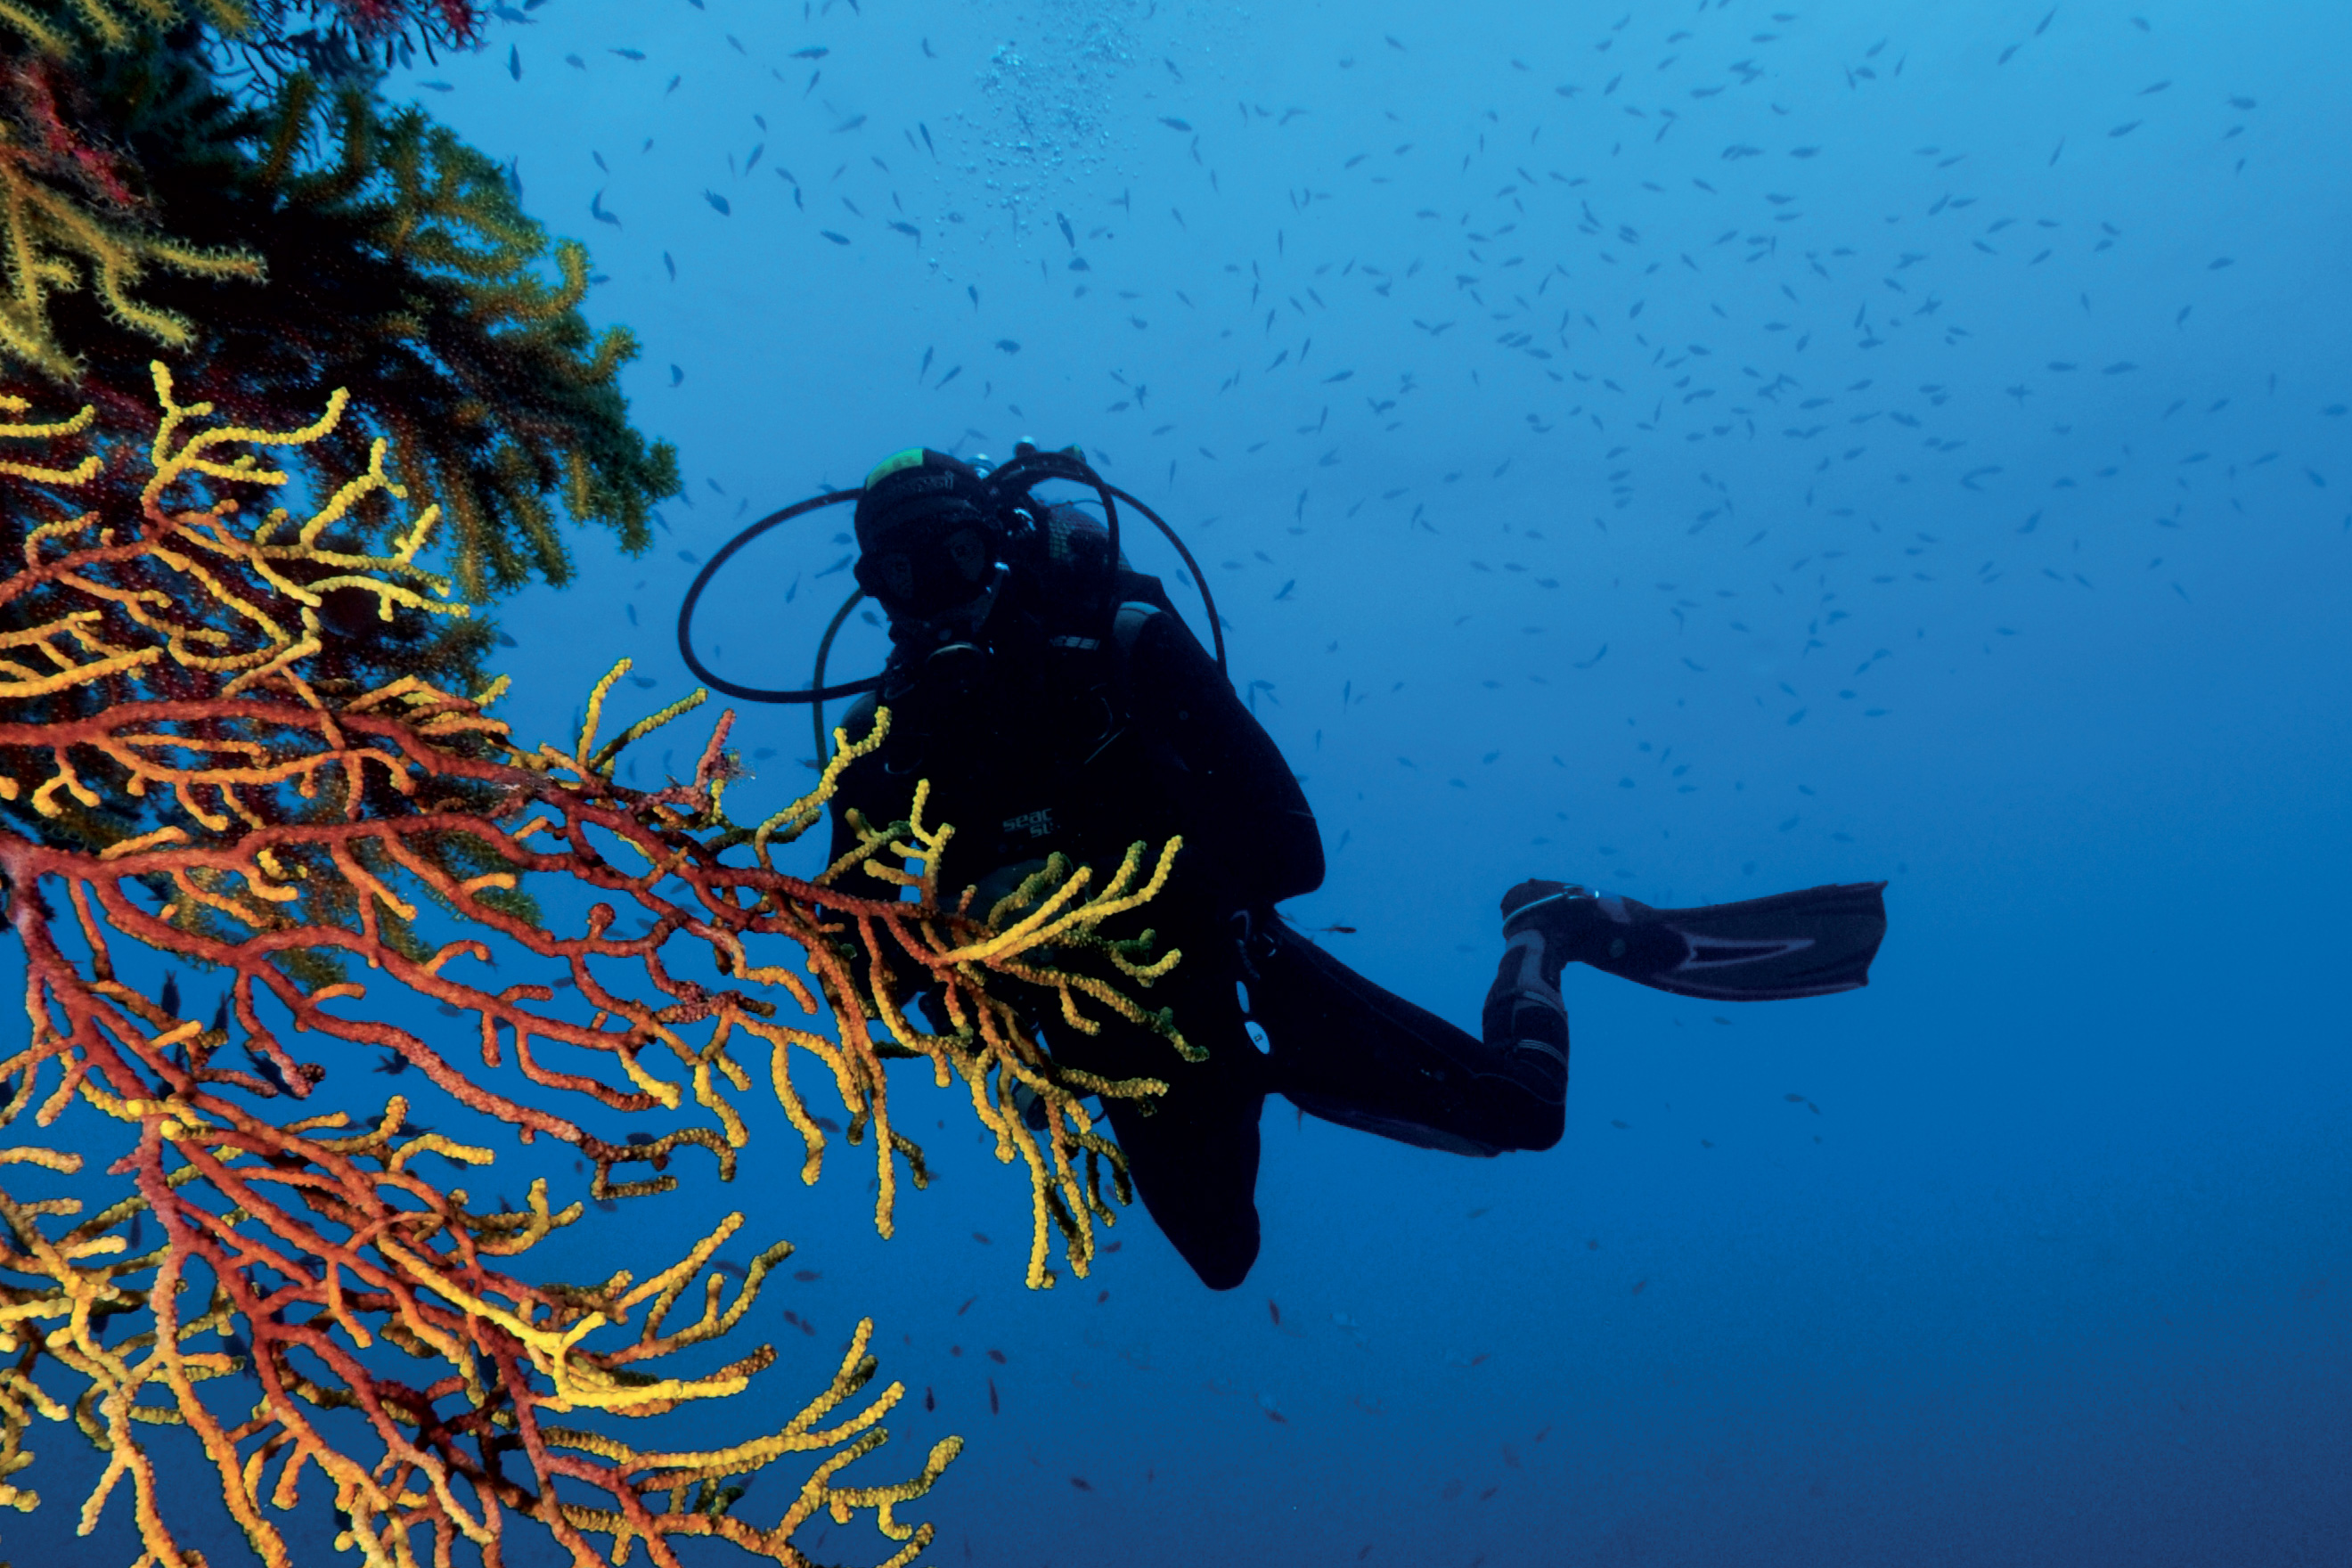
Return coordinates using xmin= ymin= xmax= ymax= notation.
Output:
xmin=1 ymin=0 xmax=678 ymax=613
xmin=0 ymin=377 xmax=1189 ymax=1566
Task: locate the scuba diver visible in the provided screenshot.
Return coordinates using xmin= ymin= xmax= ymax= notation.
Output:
xmin=679 ymin=445 xmax=1888 ymax=1290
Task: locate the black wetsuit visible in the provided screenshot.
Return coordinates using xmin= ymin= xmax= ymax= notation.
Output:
xmin=827 ymin=559 xmax=1559 ymax=1290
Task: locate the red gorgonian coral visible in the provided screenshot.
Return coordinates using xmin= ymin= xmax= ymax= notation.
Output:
xmin=0 ymin=372 xmax=1184 ymax=1565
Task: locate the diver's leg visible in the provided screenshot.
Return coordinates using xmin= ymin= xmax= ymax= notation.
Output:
xmin=1248 ymin=915 xmax=1559 ymax=1156
xmin=1091 ymin=1040 xmax=1263 ymax=1290
xmin=1480 ymin=884 xmax=1580 ymax=1101
xmin=1045 ymin=919 xmax=1268 ymax=1291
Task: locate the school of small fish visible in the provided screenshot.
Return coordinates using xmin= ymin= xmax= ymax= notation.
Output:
xmin=373 ymin=0 xmax=2341 ymax=1533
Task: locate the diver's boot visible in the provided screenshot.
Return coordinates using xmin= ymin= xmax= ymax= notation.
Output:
xmin=1475 ymin=881 xmax=1604 ymax=1103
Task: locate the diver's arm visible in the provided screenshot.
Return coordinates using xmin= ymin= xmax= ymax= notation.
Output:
xmin=1118 ymin=602 xmax=1325 ymax=905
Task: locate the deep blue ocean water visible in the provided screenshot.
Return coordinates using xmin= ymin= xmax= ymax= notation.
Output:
xmin=15 ymin=1 xmax=2351 ymax=1564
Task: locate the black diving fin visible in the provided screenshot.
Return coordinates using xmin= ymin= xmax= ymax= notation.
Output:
xmin=1508 ymin=880 xmax=1888 ymax=1001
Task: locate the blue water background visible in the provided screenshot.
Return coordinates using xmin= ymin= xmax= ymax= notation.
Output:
xmin=19 ymin=0 xmax=2352 ymax=1564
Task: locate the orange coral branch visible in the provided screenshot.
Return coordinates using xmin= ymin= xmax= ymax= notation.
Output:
xmin=0 ymin=375 xmax=1189 ymax=1563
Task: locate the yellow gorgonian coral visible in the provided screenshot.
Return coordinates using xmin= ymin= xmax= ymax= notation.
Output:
xmin=0 ymin=376 xmax=1188 ymax=1565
